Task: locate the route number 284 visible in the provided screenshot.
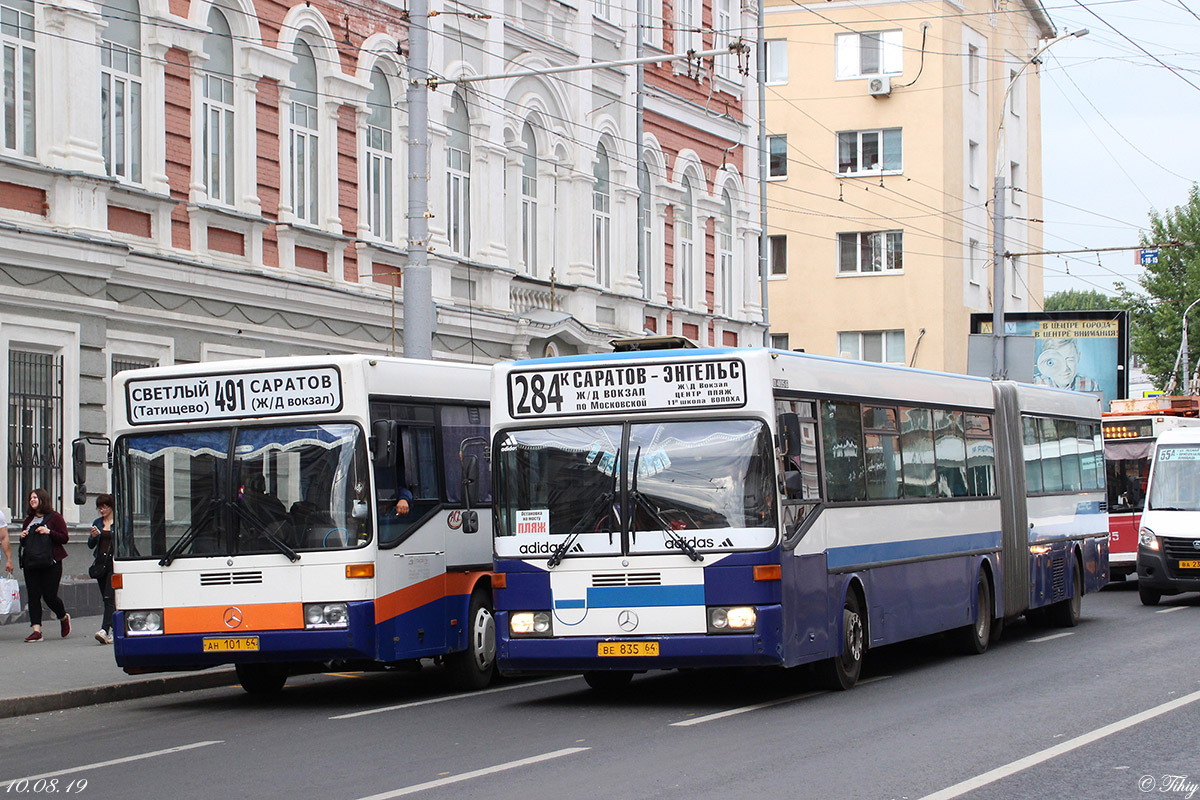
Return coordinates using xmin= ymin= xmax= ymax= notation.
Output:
xmin=512 ymin=373 xmax=565 ymax=415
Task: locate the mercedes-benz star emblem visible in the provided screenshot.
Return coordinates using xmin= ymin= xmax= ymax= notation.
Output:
xmin=617 ymin=610 xmax=639 ymax=632
xmin=223 ymin=606 xmax=243 ymax=629
xmin=1193 ymin=541 xmax=1200 ymax=550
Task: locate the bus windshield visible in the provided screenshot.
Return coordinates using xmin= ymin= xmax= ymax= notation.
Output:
xmin=115 ymin=423 xmax=372 ymax=559
xmin=495 ymin=419 xmax=776 ymax=553
xmin=1148 ymin=445 xmax=1200 ymax=512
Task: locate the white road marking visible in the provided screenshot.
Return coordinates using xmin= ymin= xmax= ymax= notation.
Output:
xmin=1028 ymin=632 xmax=1075 ymax=643
xmin=330 ymin=676 xmax=577 ymax=719
xmin=1156 ymin=606 xmax=1187 ymax=614
xmin=916 ymin=688 xmax=1200 ymax=800
xmin=669 ymin=676 xmax=891 ymax=728
xmin=1 ymin=741 xmax=223 ymax=788
xmin=353 ymin=747 xmax=590 ymax=800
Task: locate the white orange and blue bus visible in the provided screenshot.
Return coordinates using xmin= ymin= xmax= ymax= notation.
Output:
xmin=489 ymin=346 xmax=1109 ymax=691
xmin=76 ymin=355 xmax=496 ymax=694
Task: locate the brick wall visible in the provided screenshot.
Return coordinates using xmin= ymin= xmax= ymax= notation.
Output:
xmin=164 ymin=47 xmax=191 ymax=251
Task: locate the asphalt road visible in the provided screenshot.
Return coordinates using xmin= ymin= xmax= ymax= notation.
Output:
xmin=3 ymin=580 xmax=1198 ymax=800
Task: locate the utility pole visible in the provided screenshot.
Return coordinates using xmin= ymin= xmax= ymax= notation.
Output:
xmin=757 ymin=0 xmax=769 ymax=346
xmin=403 ymin=0 xmax=433 ymax=359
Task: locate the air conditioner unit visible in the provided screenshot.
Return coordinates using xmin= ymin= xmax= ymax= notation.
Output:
xmin=867 ymin=76 xmax=892 ymax=96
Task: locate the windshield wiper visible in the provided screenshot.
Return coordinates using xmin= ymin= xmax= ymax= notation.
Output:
xmin=229 ymin=501 xmax=301 ymax=563
xmin=158 ymin=523 xmax=196 ymax=567
xmin=629 ymin=447 xmax=703 ymax=563
xmin=548 ymin=462 xmax=619 ymax=569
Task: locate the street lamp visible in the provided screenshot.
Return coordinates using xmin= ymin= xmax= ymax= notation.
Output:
xmin=1174 ymin=296 xmax=1200 ymax=395
xmin=991 ymin=28 xmax=1089 ymax=379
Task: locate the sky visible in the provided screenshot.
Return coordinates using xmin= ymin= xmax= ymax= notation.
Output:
xmin=1039 ymin=0 xmax=1200 ymax=300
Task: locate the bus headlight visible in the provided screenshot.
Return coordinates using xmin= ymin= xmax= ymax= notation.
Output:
xmin=304 ymin=603 xmax=349 ymax=629
xmin=125 ymin=609 xmax=164 ymax=636
xmin=510 ymin=611 xmax=553 ymax=637
xmin=1139 ymin=527 xmax=1160 ymax=551
xmin=708 ymin=606 xmax=756 ymax=634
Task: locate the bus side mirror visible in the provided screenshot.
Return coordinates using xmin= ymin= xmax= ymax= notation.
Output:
xmin=461 ymin=510 xmax=479 ymax=535
xmin=371 ymin=420 xmax=397 ymax=467
xmin=779 ymin=413 xmax=802 ymax=457
xmin=461 ymin=454 xmax=480 ymax=507
xmin=70 ymin=436 xmax=112 ymax=505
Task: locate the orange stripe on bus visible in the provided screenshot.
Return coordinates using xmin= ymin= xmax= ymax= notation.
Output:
xmin=164 ymin=603 xmax=303 ymax=634
xmin=375 ymin=571 xmax=492 ymax=625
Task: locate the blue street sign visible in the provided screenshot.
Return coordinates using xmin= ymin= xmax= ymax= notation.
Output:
xmin=1139 ymin=248 xmax=1159 ymax=266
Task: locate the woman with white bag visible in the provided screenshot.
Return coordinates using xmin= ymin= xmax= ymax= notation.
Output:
xmin=1 ymin=508 xmax=19 ymax=619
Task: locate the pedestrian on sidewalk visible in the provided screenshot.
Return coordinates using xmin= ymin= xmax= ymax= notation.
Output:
xmin=0 ymin=507 xmax=12 ymax=575
xmin=19 ymin=488 xmax=70 ymax=643
xmin=88 ymin=494 xmax=116 ymax=644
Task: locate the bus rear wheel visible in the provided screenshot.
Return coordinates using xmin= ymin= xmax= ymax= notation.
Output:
xmin=1050 ymin=558 xmax=1083 ymax=628
xmin=820 ymin=590 xmax=864 ymax=691
xmin=236 ymin=663 xmax=288 ymax=695
xmin=953 ymin=572 xmax=993 ymax=655
xmin=583 ymin=671 xmax=633 ymax=694
xmin=446 ymin=590 xmax=496 ymax=690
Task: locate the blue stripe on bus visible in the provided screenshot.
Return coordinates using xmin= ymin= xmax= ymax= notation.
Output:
xmin=825 ymin=531 xmax=1001 ymax=570
xmin=553 ymin=584 xmax=706 ymax=610
xmin=554 ymin=599 xmax=587 ymax=609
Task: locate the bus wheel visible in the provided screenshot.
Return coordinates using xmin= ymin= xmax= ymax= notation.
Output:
xmin=583 ymin=671 xmax=633 ymax=693
xmin=954 ymin=572 xmax=993 ymax=655
xmin=1138 ymin=585 xmax=1161 ymax=607
xmin=236 ymin=663 xmax=288 ymax=695
xmin=447 ymin=591 xmax=496 ymax=690
xmin=1050 ymin=559 xmax=1083 ymax=628
xmin=821 ymin=590 xmax=864 ymax=691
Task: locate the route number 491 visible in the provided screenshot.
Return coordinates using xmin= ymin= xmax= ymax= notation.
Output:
xmin=512 ymin=373 xmax=564 ymax=415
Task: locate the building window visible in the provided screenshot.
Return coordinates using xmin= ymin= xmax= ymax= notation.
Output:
xmin=766 ymin=39 xmax=788 ymax=84
xmin=837 ymin=128 xmax=901 ymax=175
xmin=593 ymin=141 xmax=611 ymax=288
xmin=520 ymin=121 xmax=538 ymax=275
xmin=201 ymin=8 xmax=234 ymax=205
xmin=639 ymin=161 xmax=653 ymax=300
xmin=0 ymin=0 xmax=35 ymax=158
xmin=838 ymin=231 xmax=903 ymax=274
xmin=101 ymin=0 xmax=141 ymax=183
xmin=289 ymin=40 xmax=319 ymax=225
xmin=714 ymin=0 xmax=734 ymax=82
xmin=1008 ymin=68 xmax=1021 ymax=116
xmin=675 ymin=0 xmax=699 ymax=54
xmin=1010 ymin=256 xmax=1024 ymax=299
xmin=364 ymin=67 xmax=393 ymax=242
xmin=446 ymin=91 xmax=471 ymax=257
xmin=1009 ymin=161 xmax=1021 ymax=206
xmin=8 ymin=350 xmax=64 ymax=514
xmin=838 ymin=330 xmax=905 ymax=364
xmin=967 ymin=44 xmax=979 ymax=93
xmin=769 ymin=333 xmax=789 ymax=350
xmin=637 ymin=0 xmax=662 ymax=48
xmin=768 ymin=234 xmax=786 ymax=277
xmin=968 ymin=140 xmax=979 ymax=189
xmin=594 ymin=0 xmax=612 ymax=22
xmin=968 ymin=238 xmax=982 ymax=285
xmin=677 ymin=176 xmax=695 ymax=306
xmin=835 ymin=30 xmax=902 ymax=78
xmin=716 ymin=189 xmax=734 ymax=315
xmin=768 ymin=135 xmax=787 ymax=177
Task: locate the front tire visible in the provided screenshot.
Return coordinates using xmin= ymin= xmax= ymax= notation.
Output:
xmin=236 ymin=663 xmax=288 ymax=695
xmin=1050 ymin=558 xmax=1083 ymax=628
xmin=583 ymin=671 xmax=633 ymax=694
xmin=1138 ymin=585 xmax=1161 ymax=606
xmin=446 ymin=590 xmax=497 ymax=690
xmin=820 ymin=589 xmax=864 ymax=690
xmin=953 ymin=571 xmax=993 ymax=655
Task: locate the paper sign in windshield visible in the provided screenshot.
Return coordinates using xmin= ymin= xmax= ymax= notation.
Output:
xmin=508 ymin=359 xmax=746 ymax=418
xmin=1159 ymin=447 xmax=1200 ymax=462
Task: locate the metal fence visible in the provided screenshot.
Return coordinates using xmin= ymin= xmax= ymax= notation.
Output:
xmin=8 ymin=350 xmax=64 ymax=515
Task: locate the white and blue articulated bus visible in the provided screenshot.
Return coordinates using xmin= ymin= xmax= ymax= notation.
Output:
xmin=490 ymin=347 xmax=1109 ymax=691
xmin=80 ymin=355 xmax=496 ymax=694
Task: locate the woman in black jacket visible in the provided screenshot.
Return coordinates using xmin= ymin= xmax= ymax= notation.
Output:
xmin=19 ymin=488 xmax=70 ymax=643
xmin=88 ymin=494 xmax=116 ymax=644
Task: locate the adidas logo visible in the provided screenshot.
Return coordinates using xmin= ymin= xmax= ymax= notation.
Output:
xmin=570 ymin=543 xmax=585 ymax=552
xmin=719 ymin=538 xmax=734 ymax=547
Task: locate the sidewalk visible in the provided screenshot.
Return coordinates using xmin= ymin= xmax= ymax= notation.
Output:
xmin=1 ymin=613 xmax=237 ymax=719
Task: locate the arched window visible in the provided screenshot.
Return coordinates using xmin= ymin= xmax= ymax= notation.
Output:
xmin=0 ymin=0 xmax=34 ymax=157
xmin=677 ymin=176 xmax=695 ymax=307
xmin=717 ymin=188 xmax=734 ymax=314
xmin=639 ymin=161 xmax=652 ymax=300
xmin=101 ymin=0 xmax=141 ymax=183
xmin=364 ymin=67 xmax=393 ymax=241
xmin=201 ymin=7 xmax=234 ymax=204
xmin=446 ymin=91 xmax=471 ymax=257
xmin=592 ymin=142 xmax=611 ymax=288
xmin=289 ymin=39 xmax=319 ymax=224
xmin=519 ymin=121 xmax=537 ymax=275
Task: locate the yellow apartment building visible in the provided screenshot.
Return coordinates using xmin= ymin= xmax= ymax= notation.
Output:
xmin=763 ymin=0 xmax=1055 ymax=372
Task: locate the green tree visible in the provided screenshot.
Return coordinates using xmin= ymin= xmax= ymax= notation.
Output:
xmin=1043 ymin=288 xmax=1121 ymax=312
xmin=1117 ymin=184 xmax=1200 ymax=391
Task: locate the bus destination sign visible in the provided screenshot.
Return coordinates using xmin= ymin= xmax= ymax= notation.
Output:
xmin=126 ymin=366 xmax=343 ymax=425
xmin=508 ymin=359 xmax=746 ymax=418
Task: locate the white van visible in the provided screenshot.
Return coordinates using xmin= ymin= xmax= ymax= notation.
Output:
xmin=1136 ymin=427 xmax=1200 ymax=605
